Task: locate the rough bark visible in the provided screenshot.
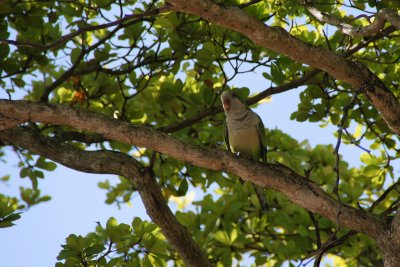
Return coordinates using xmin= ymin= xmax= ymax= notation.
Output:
xmin=0 ymin=113 xmax=24 ymax=130
xmin=379 ymin=237 xmax=400 ymax=267
xmin=165 ymin=0 xmax=400 ymax=136
xmin=0 ymin=100 xmax=387 ymax=240
xmin=0 ymin=127 xmax=212 ymax=267
xmin=392 ymin=206 xmax=400 ymax=241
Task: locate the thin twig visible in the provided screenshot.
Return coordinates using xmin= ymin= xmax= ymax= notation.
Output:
xmin=333 ymin=86 xmax=363 ymax=200
xmin=0 ymin=5 xmax=172 ymax=51
xmin=370 ymin=181 xmax=400 ymax=212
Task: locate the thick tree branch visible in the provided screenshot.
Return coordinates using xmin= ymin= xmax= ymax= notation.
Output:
xmin=0 ymin=126 xmax=212 ymax=267
xmin=304 ymin=4 xmax=400 ymax=37
xmin=0 ymin=100 xmax=387 ymax=241
xmin=392 ymin=205 xmax=400 ymax=242
xmin=0 ymin=114 xmax=24 ymax=130
xmin=166 ymin=0 xmax=400 ymax=136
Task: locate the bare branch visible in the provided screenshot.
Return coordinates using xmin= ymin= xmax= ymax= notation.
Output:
xmin=370 ymin=180 xmax=400 ymax=212
xmin=342 ymin=26 xmax=397 ymax=57
xmin=311 ymin=230 xmax=357 ymax=266
xmin=304 ymin=4 xmax=400 ymax=37
xmin=333 ymin=89 xmax=361 ymax=200
xmin=308 ymin=212 xmax=321 ymax=248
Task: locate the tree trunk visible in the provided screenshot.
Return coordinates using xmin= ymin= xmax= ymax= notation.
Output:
xmin=378 ymin=237 xmax=400 ymax=266
xmin=382 ymin=249 xmax=400 ymax=266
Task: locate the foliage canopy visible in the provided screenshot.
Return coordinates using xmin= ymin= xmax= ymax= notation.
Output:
xmin=1 ymin=0 xmax=400 ymax=266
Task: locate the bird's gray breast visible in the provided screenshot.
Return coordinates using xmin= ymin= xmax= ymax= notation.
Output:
xmin=226 ymin=109 xmax=259 ymax=131
xmin=226 ymin=111 xmax=260 ymax=158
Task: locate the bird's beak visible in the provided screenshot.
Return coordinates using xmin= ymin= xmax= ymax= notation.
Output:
xmin=222 ymin=99 xmax=230 ymax=111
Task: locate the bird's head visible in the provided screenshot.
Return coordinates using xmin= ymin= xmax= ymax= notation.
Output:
xmin=221 ymin=90 xmax=246 ymax=114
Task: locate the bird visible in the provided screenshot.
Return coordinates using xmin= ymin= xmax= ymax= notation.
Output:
xmin=221 ymin=90 xmax=268 ymax=211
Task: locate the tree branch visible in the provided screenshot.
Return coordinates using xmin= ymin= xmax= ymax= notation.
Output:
xmin=308 ymin=230 xmax=357 ymax=267
xmin=391 ymin=201 xmax=400 ymax=241
xmin=0 ymin=100 xmax=387 ymax=241
xmin=369 ymin=180 xmax=400 ymax=212
xmin=333 ymin=90 xmax=361 ymax=200
xmin=161 ymin=69 xmax=321 ymax=133
xmin=166 ymin=0 xmax=400 ymax=136
xmin=0 ymin=5 xmax=172 ymax=51
xmin=304 ymin=4 xmax=400 ymax=37
xmin=0 ymin=114 xmax=24 ymax=130
xmin=0 ymin=126 xmax=212 ymax=267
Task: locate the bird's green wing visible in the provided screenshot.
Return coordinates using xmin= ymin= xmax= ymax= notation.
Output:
xmin=223 ymin=119 xmax=232 ymax=152
xmin=256 ymin=115 xmax=267 ymax=163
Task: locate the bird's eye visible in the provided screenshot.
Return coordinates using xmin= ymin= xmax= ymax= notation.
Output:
xmin=231 ymin=92 xmax=236 ymax=97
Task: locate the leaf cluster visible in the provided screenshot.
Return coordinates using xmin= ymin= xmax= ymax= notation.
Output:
xmin=56 ymin=217 xmax=172 ymax=267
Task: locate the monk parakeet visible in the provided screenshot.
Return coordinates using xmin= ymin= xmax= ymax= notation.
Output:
xmin=221 ymin=90 xmax=268 ymax=210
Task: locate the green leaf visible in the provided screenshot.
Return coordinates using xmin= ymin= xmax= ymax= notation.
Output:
xmin=153 ymin=17 xmax=174 ymax=30
xmin=12 ymin=77 xmax=25 ymax=87
xmin=1 ymin=59 xmax=20 ymax=74
xmin=0 ymin=221 xmax=14 ymax=228
xmin=124 ymin=22 xmax=144 ymax=40
xmin=70 ymin=48 xmax=82 ymax=63
xmin=353 ymin=124 xmax=363 ymax=138
xmin=0 ymin=44 xmax=9 ymax=61
xmin=2 ymin=213 xmax=22 ymax=222
xmin=270 ymin=63 xmax=284 ymax=84
xmin=142 ymin=254 xmax=153 ymax=267
xmin=98 ymin=180 xmax=110 ymax=189
xmin=20 ymin=167 xmax=29 ymax=178
xmin=83 ymin=244 xmax=105 ymax=256
xmin=262 ymin=72 xmax=272 ymax=80
xmin=249 ymin=192 xmax=261 ymax=210
xmin=94 ymin=51 xmax=107 ymax=62
xmin=93 ymin=0 xmax=112 ymax=8
xmin=35 ymin=157 xmax=57 ymax=171
xmin=363 ymin=165 xmax=380 ymax=177
xmin=176 ymin=211 xmax=196 ymax=227
xmin=176 ymin=179 xmax=188 ymax=196
xmin=132 ymin=217 xmax=145 ymax=238
xmin=105 ymin=217 xmax=124 ymax=242
xmin=383 ymin=138 xmax=396 ymax=149
xmin=330 ymin=113 xmax=340 ymax=125
xmin=148 ymin=240 xmax=167 ymax=254
xmin=196 ymin=48 xmax=214 ymax=63
xmin=295 ymin=111 xmax=309 ymax=122
xmin=214 ymin=231 xmax=231 ymax=245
